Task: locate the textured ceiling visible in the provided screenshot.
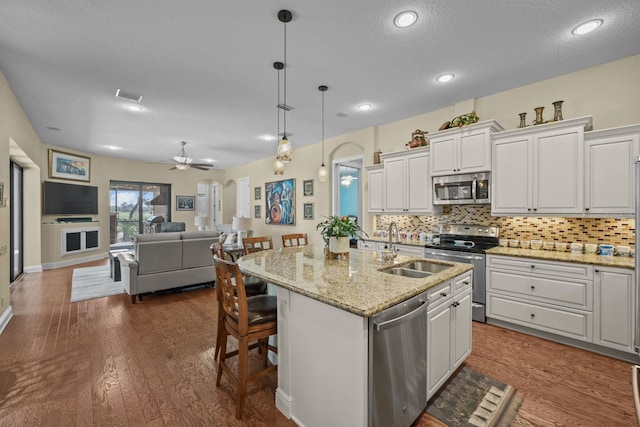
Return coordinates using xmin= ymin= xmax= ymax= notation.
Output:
xmin=1 ymin=1 xmax=639 ymax=170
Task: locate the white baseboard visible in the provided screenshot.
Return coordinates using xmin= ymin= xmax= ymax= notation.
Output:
xmin=42 ymin=251 xmax=109 ymax=270
xmin=24 ymin=264 xmax=43 ymax=273
xmin=0 ymin=306 xmax=13 ymax=335
xmin=276 ymin=388 xmax=293 ymax=419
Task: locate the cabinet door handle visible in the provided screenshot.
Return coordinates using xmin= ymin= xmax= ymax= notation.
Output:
xmin=530 ymin=313 xmax=535 ymax=318
xmin=595 ymin=269 xmax=600 ymax=273
xmin=533 ymin=208 xmax=538 ymax=212
xmin=530 ymin=265 xmax=535 ymax=268
xmin=440 ymin=292 xmax=448 ymax=297
xmin=585 ymin=207 xmax=590 ymax=211
xmin=530 ymin=285 xmax=535 ymax=290
xmin=528 ymin=208 xmax=532 ymax=212
xmin=463 ymin=281 xmax=469 ymax=285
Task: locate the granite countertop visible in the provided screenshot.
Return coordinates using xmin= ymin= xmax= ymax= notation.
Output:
xmin=238 ymin=245 xmax=472 ymax=318
xmin=486 ymin=246 xmax=635 ymax=269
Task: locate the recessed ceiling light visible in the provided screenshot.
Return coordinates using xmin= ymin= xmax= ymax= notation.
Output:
xmin=105 ymin=145 xmax=121 ymax=150
xmin=124 ymin=104 xmax=143 ymax=112
xmin=202 ymin=158 xmax=215 ymax=163
xmin=572 ymin=19 xmax=603 ymax=35
xmin=358 ymin=104 xmax=372 ymax=111
xmin=394 ymin=11 xmax=418 ymax=28
xmin=260 ymin=134 xmax=277 ymax=141
xmin=436 ymin=73 xmax=455 ymax=83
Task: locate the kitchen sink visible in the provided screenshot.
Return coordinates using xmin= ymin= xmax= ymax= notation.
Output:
xmin=402 ymin=261 xmax=450 ymax=274
xmin=383 ymin=268 xmax=432 ymax=279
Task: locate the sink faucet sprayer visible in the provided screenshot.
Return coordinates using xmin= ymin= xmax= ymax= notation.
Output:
xmin=388 ymin=221 xmax=400 ymax=258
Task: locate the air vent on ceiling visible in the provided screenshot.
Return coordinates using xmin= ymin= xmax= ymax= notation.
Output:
xmin=115 ymin=89 xmax=143 ymax=103
xmin=276 ymin=103 xmax=294 ymax=111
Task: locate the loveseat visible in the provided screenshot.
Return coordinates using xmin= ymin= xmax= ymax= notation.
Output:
xmin=118 ymin=231 xmax=219 ymax=303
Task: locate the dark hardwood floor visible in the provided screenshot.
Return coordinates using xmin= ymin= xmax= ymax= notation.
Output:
xmin=0 ymin=259 xmax=637 ymax=426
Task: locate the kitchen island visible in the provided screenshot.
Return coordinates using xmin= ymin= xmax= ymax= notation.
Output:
xmin=238 ymin=245 xmax=473 ymax=427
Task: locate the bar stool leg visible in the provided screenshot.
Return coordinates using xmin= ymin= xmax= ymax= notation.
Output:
xmin=237 ymin=335 xmax=249 ymax=419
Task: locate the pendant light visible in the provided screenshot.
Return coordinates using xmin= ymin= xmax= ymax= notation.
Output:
xmin=276 ymin=10 xmax=293 ymax=163
xmin=317 ymin=85 xmax=328 ymax=182
xmin=273 ymin=61 xmax=285 ymax=175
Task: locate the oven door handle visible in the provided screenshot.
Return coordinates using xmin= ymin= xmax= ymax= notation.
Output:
xmin=472 ymin=176 xmax=477 ymax=202
xmin=424 ymin=250 xmax=484 ymax=261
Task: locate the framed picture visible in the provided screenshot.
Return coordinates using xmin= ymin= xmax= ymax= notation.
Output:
xmin=176 ymin=195 xmax=195 ymax=211
xmin=265 ymin=178 xmax=295 ymax=225
xmin=303 ymin=179 xmax=313 ymax=196
xmin=48 ymin=149 xmax=91 ymax=182
xmin=255 ymin=205 xmax=261 ymax=219
xmin=255 ymin=186 xmax=261 ymax=200
xmin=303 ymin=203 xmax=314 ymax=220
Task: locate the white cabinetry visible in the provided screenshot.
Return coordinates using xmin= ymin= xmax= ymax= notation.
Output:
xmin=492 ymin=116 xmax=592 ymax=216
xmin=378 ymin=147 xmax=433 ymax=214
xmin=357 ymin=240 xmax=387 ymax=252
xmin=427 ymin=271 xmax=472 ymax=400
xmin=584 ymin=124 xmax=640 ymax=216
xmin=429 ymin=120 xmax=504 ymax=176
xmin=594 ymin=266 xmax=635 ymax=353
xmin=366 ymin=165 xmax=385 ymax=213
xmin=486 ymin=255 xmax=593 ymax=341
xmin=393 ymin=244 xmax=424 ymax=257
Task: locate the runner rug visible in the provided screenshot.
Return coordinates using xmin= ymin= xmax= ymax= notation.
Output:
xmin=425 ymin=366 xmax=529 ymax=427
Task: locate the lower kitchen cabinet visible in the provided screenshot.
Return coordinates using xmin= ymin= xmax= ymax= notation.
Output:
xmin=427 ymin=273 xmax=472 ymax=400
xmin=594 ymin=266 xmax=635 ymax=353
xmin=486 ymin=254 xmax=636 ymax=359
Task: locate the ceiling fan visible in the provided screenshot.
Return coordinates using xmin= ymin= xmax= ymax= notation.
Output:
xmin=167 ymin=141 xmax=214 ymax=171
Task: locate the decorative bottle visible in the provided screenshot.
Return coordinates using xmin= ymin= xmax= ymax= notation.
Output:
xmin=552 ymin=100 xmax=564 ymax=121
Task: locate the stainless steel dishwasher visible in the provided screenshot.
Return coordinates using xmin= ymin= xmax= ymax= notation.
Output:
xmin=369 ymin=291 xmax=429 ymax=427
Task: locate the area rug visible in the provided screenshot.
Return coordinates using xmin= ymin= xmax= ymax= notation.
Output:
xmin=425 ymin=366 xmax=524 ymax=427
xmin=71 ymin=265 xmax=125 ymax=302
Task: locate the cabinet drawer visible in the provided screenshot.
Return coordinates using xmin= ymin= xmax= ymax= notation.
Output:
xmin=486 ymin=255 xmax=593 ymax=280
xmin=394 ymin=244 xmax=424 ymax=257
xmin=358 ymin=240 xmax=377 ymax=251
xmin=487 ymin=269 xmax=592 ymax=310
xmin=487 ymin=294 xmax=592 ymax=342
xmin=453 ymin=271 xmax=472 ymax=295
xmin=427 ymin=281 xmax=453 ymax=309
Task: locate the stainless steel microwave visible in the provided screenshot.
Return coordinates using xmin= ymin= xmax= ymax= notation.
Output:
xmin=433 ymin=172 xmax=491 ymax=205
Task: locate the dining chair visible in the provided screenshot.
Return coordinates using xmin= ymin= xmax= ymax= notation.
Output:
xmin=210 ymin=242 xmax=267 ymax=361
xmin=213 ymin=256 xmax=278 ymax=419
xmin=281 ymin=233 xmax=308 ymax=247
xmin=242 ymin=236 xmax=274 ymax=255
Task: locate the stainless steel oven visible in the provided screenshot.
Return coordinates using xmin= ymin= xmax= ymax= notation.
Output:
xmin=433 ymin=172 xmax=490 ymax=205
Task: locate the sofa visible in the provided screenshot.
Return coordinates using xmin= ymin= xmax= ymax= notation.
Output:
xmin=118 ymin=230 xmax=220 ymax=303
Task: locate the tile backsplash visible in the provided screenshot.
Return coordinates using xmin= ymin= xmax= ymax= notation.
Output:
xmin=375 ymin=205 xmax=635 ymax=247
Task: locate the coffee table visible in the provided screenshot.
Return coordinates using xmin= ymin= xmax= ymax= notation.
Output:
xmin=109 ymin=249 xmax=132 ymax=281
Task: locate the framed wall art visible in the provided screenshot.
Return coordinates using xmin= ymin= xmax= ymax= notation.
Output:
xmin=255 ymin=186 xmax=261 ymax=200
xmin=303 ymin=179 xmax=313 ymax=196
xmin=303 ymin=203 xmax=314 ymax=220
xmin=255 ymin=205 xmax=261 ymax=219
xmin=176 ymin=195 xmax=195 ymax=211
xmin=265 ymin=178 xmax=295 ymax=225
xmin=48 ymin=149 xmax=91 ymax=182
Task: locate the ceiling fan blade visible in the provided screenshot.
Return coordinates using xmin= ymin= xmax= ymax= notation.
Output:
xmin=191 ymin=163 xmax=214 ymax=168
xmin=191 ymin=165 xmax=210 ymax=170
xmin=169 ymin=166 xmax=177 ymax=170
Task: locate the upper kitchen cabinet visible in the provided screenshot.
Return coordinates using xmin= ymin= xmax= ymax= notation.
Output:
xmin=492 ymin=116 xmax=592 ymax=216
xmin=430 ymin=120 xmax=504 ymax=176
xmin=366 ymin=164 xmax=385 ymax=213
xmin=584 ymin=124 xmax=640 ymax=217
xmin=383 ymin=147 xmax=433 ymax=214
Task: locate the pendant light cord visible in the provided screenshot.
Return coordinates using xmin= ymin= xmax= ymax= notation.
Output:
xmin=282 ymin=21 xmax=287 ymax=137
xmin=321 ymin=89 xmax=325 ymax=165
xmin=277 ymin=67 xmax=281 ymax=143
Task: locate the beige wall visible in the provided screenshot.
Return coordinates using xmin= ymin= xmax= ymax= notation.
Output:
xmin=40 ymin=144 xmax=226 ymax=266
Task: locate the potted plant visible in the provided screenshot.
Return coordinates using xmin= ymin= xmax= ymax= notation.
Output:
xmin=316 ymin=215 xmax=367 ymax=254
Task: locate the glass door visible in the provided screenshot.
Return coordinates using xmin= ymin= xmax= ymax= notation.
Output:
xmin=10 ymin=162 xmax=23 ymax=283
xmin=110 ymin=181 xmax=170 ymax=244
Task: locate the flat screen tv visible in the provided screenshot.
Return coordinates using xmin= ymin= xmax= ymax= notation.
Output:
xmin=43 ymin=181 xmax=98 ymax=215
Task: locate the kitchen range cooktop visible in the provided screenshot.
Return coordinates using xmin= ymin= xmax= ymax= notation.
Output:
xmin=426 ymin=224 xmax=500 ymax=254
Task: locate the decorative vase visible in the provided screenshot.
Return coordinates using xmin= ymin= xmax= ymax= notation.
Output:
xmin=552 ymin=100 xmax=564 ymax=121
xmin=329 ymin=236 xmax=350 ymax=254
xmin=518 ymin=112 xmax=527 ymax=128
xmin=534 ymin=106 xmax=545 ymax=125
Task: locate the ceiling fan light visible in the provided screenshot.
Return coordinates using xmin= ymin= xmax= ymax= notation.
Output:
xmin=175 ymin=164 xmax=189 ymax=170
xmin=277 ymin=136 xmax=293 ymax=162
xmin=273 ymin=158 xmax=285 ymax=175
xmin=318 ymin=164 xmax=328 ymax=182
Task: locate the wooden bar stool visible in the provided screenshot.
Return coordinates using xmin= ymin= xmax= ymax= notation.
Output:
xmin=281 ymin=233 xmax=308 ymax=247
xmin=213 ymin=256 xmax=278 ymax=419
xmin=210 ymin=242 xmax=267 ymax=361
xmin=242 ymin=236 xmax=274 ymax=254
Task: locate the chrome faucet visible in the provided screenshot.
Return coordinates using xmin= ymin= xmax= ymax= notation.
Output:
xmin=388 ymin=221 xmax=400 ymax=257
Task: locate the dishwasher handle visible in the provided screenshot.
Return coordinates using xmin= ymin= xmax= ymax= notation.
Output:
xmin=424 ymin=250 xmax=484 ymax=261
xmin=373 ymin=299 xmax=429 ymax=332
